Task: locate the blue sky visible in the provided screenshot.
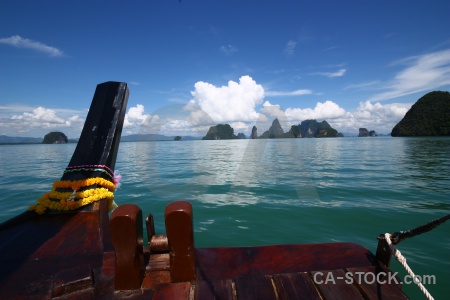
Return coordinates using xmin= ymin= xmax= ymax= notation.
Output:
xmin=1 ymin=0 xmax=450 ymax=138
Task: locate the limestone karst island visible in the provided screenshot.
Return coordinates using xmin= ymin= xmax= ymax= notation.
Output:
xmin=202 ymin=119 xmax=342 ymax=140
xmin=391 ymin=91 xmax=450 ymax=137
xmin=42 ymin=132 xmax=68 ymax=144
xmin=201 ymin=90 xmax=450 ymax=140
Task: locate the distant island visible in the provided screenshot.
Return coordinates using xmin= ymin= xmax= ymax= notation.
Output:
xmin=202 ymin=119 xmax=342 ymax=140
xmin=202 ymin=124 xmax=239 ymax=140
xmin=391 ymin=91 xmax=450 ymax=137
xmin=0 ymin=132 xmax=73 ymax=144
xmin=358 ymin=128 xmax=377 ymax=137
xmin=42 ymin=132 xmax=68 ymax=144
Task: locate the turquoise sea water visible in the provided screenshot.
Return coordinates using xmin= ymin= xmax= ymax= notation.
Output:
xmin=0 ymin=137 xmax=449 ymax=298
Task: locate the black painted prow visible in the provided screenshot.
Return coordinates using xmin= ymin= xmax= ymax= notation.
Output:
xmin=63 ymin=81 xmax=129 ymax=181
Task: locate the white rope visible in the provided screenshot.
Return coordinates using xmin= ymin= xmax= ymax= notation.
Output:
xmin=384 ymin=233 xmax=434 ymax=300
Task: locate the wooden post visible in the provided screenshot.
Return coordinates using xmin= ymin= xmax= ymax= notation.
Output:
xmin=146 ymin=214 xmax=155 ymax=246
xmin=110 ymin=204 xmax=144 ymax=290
xmin=165 ymin=201 xmax=196 ymax=282
xmin=376 ymin=235 xmax=392 ymax=267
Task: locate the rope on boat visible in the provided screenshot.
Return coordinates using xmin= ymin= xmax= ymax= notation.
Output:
xmin=389 ymin=214 xmax=450 ymax=245
xmin=382 ymin=213 xmax=450 ymax=300
xmin=384 ymin=233 xmax=434 ymax=300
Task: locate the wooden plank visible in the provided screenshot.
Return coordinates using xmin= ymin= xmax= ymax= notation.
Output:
xmin=195 ymin=243 xmax=375 ymax=281
xmin=310 ymin=269 xmax=364 ymax=300
xmin=273 ymin=272 xmax=322 ymax=300
xmin=152 ymin=282 xmax=191 ymax=300
xmin=235 ymin=275 xmax=277 ymax=299
xmin=146 ymin=253 xmax=170 ymax=272
xmin=194 ymin=279 xmax=234 ymax=300
xmin=142 ymin=271 xmax=172 ymax=289
xmin=52 ymin=264 xmax=94 ymax=297
xmin=347 ymin=266 xmax=409 ymax=299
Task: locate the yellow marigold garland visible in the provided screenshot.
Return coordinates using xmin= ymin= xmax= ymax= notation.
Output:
xmin=29 ymin=177 xmax=116 ymax=214
xmin=52 ymin=177 xmax=115 ymax=191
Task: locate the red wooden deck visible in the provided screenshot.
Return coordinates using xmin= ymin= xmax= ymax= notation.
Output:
xmin=146 ymin=244 xmax=408 ymax=300
xmin=0 ymin=201 xmax=408 ymax=299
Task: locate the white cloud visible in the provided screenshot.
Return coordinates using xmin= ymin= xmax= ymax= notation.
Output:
xmin=352 ymin=101 xmax=410 ymax=127
xmin=285 ymin=100 xmax=347 ymax=122
xmin=136 ymin=97 xmax=411 ymax=136
xmin=0 ymin=106 xmax=84 ymax=136
xmin=11 ymin=107 xmax=66 ymax=124
xmin=122 ymin=103 xmax=216 ymax=137
xmin=283 ymin=40 xmax=297 ymax=57
xmin=312 ymin=68 xmax=347 ymax=78
xmin=280 ymin=100 xmax=410 ymax=134
xmin=188 ymin=75 xmax=265 ymax=123
xmin=0 ymin=35 xmax=64 ymax=57
xmin=167 ymin=76 xmax=411 ymax=136
xmin=258 ymin=102 xmax=290 ymax=132
xmin=140 ymin=115 xmax=162 ymax=134
xmin=220 ymin=44 xmax=237 ymax=55
xmin=323 ymin=101 xmax=411 ymax=134
xmin=261 ymin=101 xmax=284 ymax=119
xmin=124 ymin=104 xmax=149 ymax=128
xmin=369 ymin=49 xmax=450 ymax=102
xmin=265 ymin=89 xmax=312 ymax=97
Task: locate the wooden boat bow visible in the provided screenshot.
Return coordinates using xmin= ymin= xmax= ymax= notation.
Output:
xmin=0 ymin=82 xmax=128 ymax=298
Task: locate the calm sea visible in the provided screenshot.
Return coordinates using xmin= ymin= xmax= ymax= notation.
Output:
xmin=0 ymin=137 xmax=449 ymax=298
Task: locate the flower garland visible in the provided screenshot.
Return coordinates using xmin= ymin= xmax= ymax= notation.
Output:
xmin=52 ymin=177 xmax=115 ymax=191
xmin=29 ymin=177 xmax=116 ymax=214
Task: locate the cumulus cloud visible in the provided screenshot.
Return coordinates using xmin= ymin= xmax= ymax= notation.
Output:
xmin=285 ymin=100 xmax=347 ymax=122
xmin=122 ymin=103 xmax=216 ymax=137
xmin=131 ymin=70 xmax=413 ymax=135
xmin=312 ymin=68 xmax=347 ymax=78
xmin=124 ymin=104 xmax=149 ymax=128
xmin=11 ymin=107 xmax=66 ymax=124
xmin=140 ymin=115 xmax=162 ymax=134
xmin=280 ymin=99 xmax=410 ymax=134
xmin=0 ymin=35 xmax=64 ymax=57
xmin=283 ymin=40 xmax=297 ymax=57
xmin=0 ymin=106 xmax=84 ymax=136
xmin=124 ymin=104 xmax=190 ymax=136
xmin=261 ymin=101 xmax=284 ymax=119
xmin=130 ymin=97 xmax=411 ymax=136
xmin=352 ymin=101 xmax=410 ymax=127
xmin=188 ymin=75 xmax=265 ymax=124
xmin=369 ymin=49 xmax=450 ymax=102
xmin=220 ymin=44 xmax=237 ymax=55
xmin=255 ymin=101 xmax=290 ymax=131
xmin=318 ymin=101 xmax=411 ymax=134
